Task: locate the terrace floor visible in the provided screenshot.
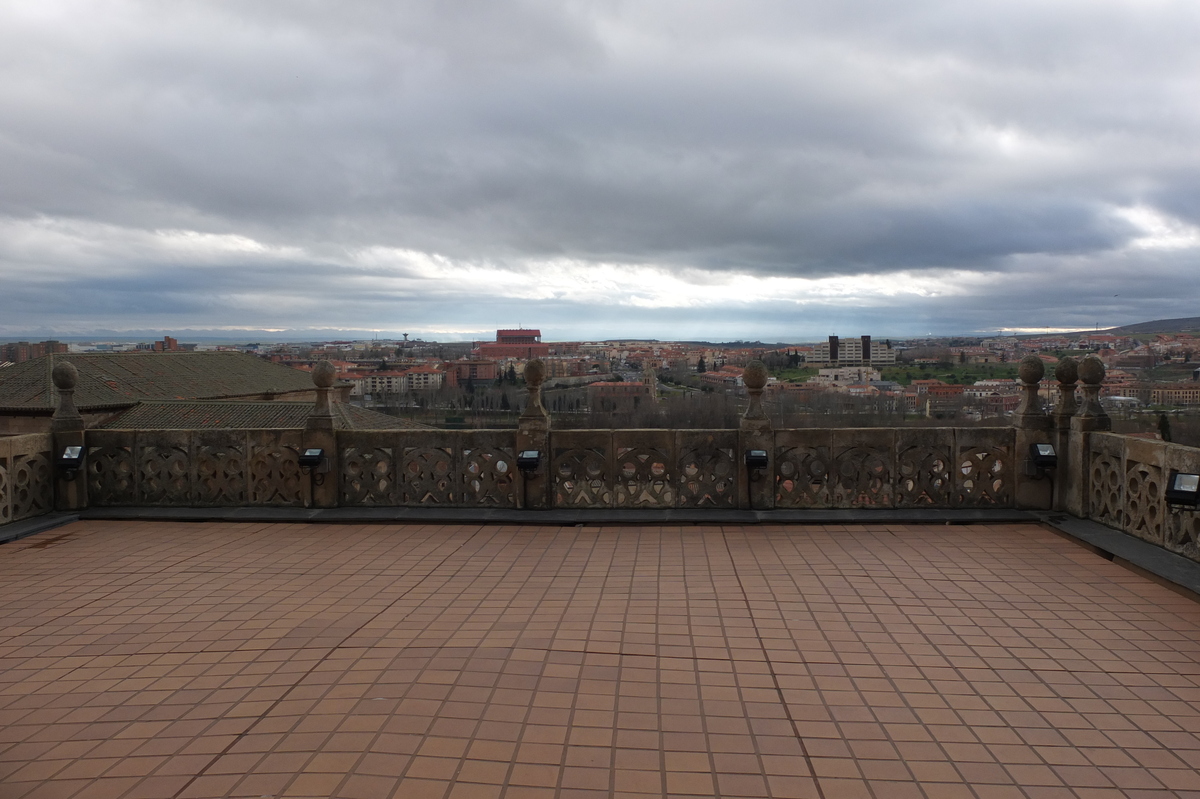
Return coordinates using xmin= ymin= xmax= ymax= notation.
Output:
xmin=2 ymin=520 xmax=1200 ymax=799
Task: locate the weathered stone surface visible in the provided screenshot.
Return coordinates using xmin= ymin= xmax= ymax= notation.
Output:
xmin=613 ymin=430 xmax=675 ymax=508
xmin=677 ymin=430 xmax=737 ymax=508
xmin=51 ymin=361 xmax=78 ymax=390
xmin=0 ymin=434 xmax=54 ymax=524
xmin=552 ymin=430 xmax=613 ymax=508
xmin=740 ymin=360 xmax=771 ymax=432
xmin=1013 ymin=355 xmax=1051 ymax=430
xmin=1072 ymin=355 xmax=1111 ymax=431
xmin=519 ymin=359 xmax=551 ymax=432
xmin=1018 ymin=355 xmax=1044 ymax=385
xmin=312 ymin=360 xmax=336 ymax=388
xmin=10 ymin=415 xmax=1200 ymax=572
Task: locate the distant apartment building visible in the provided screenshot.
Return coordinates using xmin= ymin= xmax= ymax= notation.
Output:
xmin=1149 ymin=384 xmax=1200 ymax=406
xmin=588 ymin=381 xmax=651 ymax=412
xmin=350 ymin=372 xmax=407 ymax=397
xmin=443 ymin=359 xmax=498 ymax=387
xmin=810 ymin=335 xmax=896 ymax=366
xmin=924 ymin=383 xmax=966 ymax=416
xmin=475 ymin=329 xmax=551 ymax=360
xmin=1114 ymin=353 xmax=1158 ymax=369
xmin=812 ymin=366 xmax=882 ymax=385
xmin=0 ymin=340 xmax=69 ymax=364
xmin=700 ymin=366 xmax=745 ymax=392
xmin=351 ymin=365 xmax=445 ymax=396
xmin=404 ymin=365 xmax=444 ymax=390
xmin=543 ymin=357 xmax=600 ymax=378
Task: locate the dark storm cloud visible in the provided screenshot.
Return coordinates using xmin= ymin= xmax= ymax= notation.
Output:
xmin=1 ymin=0 xmax=1199 ymax=337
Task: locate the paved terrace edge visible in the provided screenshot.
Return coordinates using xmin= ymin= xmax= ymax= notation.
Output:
xmin=6 ymin=506 xmax=1199 ymax=602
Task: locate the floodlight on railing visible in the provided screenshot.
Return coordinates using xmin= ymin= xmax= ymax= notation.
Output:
xmin=517 ymin=450 xmax=541 ymax=473
xmin=1165 ymin=472 xmax=1200 ymax=507
xmin=744 ymin=450 xmax=769 ymax=470
xmin=1029 ymin=443 xmax=1058 ymax=469
xmin=57 ymin=445 xmax=84 ymax=475
xmin=299 ymin=448 xmax=326 ymax=470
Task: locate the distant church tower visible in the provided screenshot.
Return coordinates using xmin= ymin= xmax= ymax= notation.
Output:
xmin=643 ymin=361 xmax=658 ymax=401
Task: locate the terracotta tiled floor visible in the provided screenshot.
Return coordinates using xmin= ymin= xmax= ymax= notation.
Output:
xmin=2 ymin=521 xmax=1200 ymax=799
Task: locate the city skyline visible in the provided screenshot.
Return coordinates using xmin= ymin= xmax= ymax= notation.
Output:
xmin=2 ymin=2 xmax=1199 ymax=340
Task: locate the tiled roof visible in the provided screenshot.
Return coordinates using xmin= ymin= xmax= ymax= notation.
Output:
xmin=0 ymin=352 xmax=318 ymax=411
xmin=338 ymin=405 xmax=434 ymax=430
xmin=97 ymin=400 xmax=433 ymax=430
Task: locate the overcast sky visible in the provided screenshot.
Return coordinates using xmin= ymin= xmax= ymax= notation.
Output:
xmin=1 ymin=0 xmax=1198 ymax=342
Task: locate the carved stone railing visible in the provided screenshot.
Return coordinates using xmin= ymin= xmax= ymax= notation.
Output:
xmin=77 ymin=426 xmax=1015 ymax=512
xmin=21 ymin=356 xmax=1200 ymax=572
xmin=86 ymin=429 xmax=312 ymax=508
xmin=340 ymin=430 xmax=517 ymax=508
xmin=1083 ymin=433 xmax=1200 ymax=561
xmin=547 ymin=427 xmax=1013 ymax=509
xmin=0 ymin=433 xmax=54 ymax=527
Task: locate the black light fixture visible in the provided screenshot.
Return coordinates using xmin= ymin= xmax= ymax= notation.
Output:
xmin=517 ymin=450 xmax=541 ymax=473
xmin=1029 ymin=443 xmax=1057 ymax=469
xmin=1166 ymin=471 xmax=1200 ymax=507
xmin=57 ymin=445 xmax=85 ymax=474
xmin=299 ymin=448 xmax=325 ymax=470
xmin=744 ymin=450 xmax=769 ymax=470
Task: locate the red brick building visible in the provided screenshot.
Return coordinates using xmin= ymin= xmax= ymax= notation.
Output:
xmin=475 ymin=329 xmax=550 ymax=360
xmin=443 ymin=360 xmax=498 ymax=387
xmin=0 ymin=340 xmax=68 ymax=364
xmin=588 ymin=381 xmax=651 ymax=413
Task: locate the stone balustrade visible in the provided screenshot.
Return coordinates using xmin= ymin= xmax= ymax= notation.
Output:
xmin=1083 ymin=432 xmax=1200 ymax=560
xmin=0 ymin=356 xmax=1194 ymax=567
xmin=0 ymin=433 xmax=53 ymax=526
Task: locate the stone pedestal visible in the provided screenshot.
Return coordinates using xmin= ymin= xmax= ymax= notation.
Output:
xmin=1071 ymin=355 xmax=1111 ymax=432
xmin=516 ymin=360 xmax=552 ymax=509
xmin=738 ymin=361 xmax=774 ymax=510
xmin=1013 ymin=355 xmax=1051 ymax=432
xmin=1012 ymin=355 xmax=1052 ymax=510
xmin=1014 ymin=427 xmax=1054 ymax=510
xmin=305 ymin=361 xmax=339 ymax=508
xmin=50 ymin=360 xmax=88 ymax=511
xmin=1051 ymin=357 xmax=1078 ymax=512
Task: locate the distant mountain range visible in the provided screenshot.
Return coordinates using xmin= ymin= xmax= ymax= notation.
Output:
xmin=1105 ymin=316 xmax=1200 ymax=335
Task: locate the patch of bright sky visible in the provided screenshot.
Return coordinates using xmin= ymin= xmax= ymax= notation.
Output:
xmin=373 ymin=249 xmax=982 ymax=309
xmin=1113 ymin=205 xmax=1200 ymax=251
xmin=997 ymin=327 xmax=1098 ymax=334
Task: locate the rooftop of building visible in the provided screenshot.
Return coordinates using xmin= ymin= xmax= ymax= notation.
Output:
xmin=2 ymin=518 xmax=1199 ymax=798
xmin=0 ymin=352 xmax=321 ymax=412
xmin=94 ymin=400 xmax=432 ymax=430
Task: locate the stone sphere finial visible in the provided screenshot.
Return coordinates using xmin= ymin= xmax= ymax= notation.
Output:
xmin=742 ymin=360 xmax=769 ymax=391
xmin=52 ymin=360 xmax=78 ymax=391
xmin=524 ymin=359 xmax=546 ymax=388
xmin=1078 ymin=354 xmax=1106 ymax=385
xmin=1054 ymin=356 xmax=1078 ymax=385
xmin=312 ymin=360 xmax=336 ymax=388
xmin=1018 ymin=355 xmax=1044 ymax=385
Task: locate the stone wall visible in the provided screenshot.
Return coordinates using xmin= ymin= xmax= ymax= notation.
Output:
xmin=1080 ymin=432 xmax=1200 ymax=562
xmin=0 ymin=433 xmax=53 ymax=525
xmin=74 ymin=426 xmax=1015 ymax=512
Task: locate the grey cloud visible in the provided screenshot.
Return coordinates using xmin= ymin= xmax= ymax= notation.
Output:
xmin=1 ymin=0 xmax=1199 ymax=337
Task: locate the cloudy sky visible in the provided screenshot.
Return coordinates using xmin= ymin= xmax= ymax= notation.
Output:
xmin=1 ymin=0 xmax=1198 ymax=342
